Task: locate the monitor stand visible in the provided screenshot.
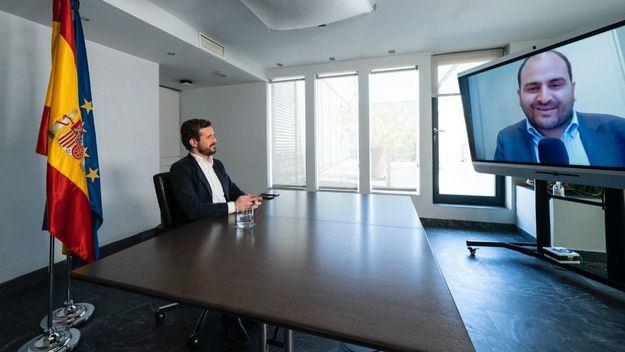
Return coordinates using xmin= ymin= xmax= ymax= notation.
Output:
xmin=605 ymin=187 xmax=625 ymax=283
xmin=466 ymin=179 xmax=625 ymax=292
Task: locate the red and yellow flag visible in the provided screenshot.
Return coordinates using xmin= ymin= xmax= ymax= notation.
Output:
xmin=36 ymin=0 xmax=94 ymax=263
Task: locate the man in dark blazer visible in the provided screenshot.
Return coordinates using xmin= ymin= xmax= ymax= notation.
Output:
xmin=494 ymin=50 xmax=625 ymax=167
xmin=494 ymin=112 xmax=625 ymax=166
xmin=170 ymin=119 xmax=260 ymax=220
xmin=170 ymin=118 xmax=261 ymax=349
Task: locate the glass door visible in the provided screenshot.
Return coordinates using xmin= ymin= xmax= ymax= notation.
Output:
xmin=433 ymin=55 xmax=504 ymax=205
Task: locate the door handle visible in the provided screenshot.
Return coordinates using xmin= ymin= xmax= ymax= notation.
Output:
xmin=433 ymin=128 xmax=445 ymax=142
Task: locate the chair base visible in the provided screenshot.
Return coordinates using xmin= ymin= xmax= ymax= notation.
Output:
xmin=154 ymin=303 xmax=209 ymax=349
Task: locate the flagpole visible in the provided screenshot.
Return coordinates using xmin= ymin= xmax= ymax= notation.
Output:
xmin=46 ymin=234 xmax=55 ymax=335
xmin=18 ymin=235 xmax=80 ymax=352
xmin=37 ymin=0 xmax=97 ymax=330
xmin=24 ymin=0 xmax=99 ymax=348
xmin=39 ymin=252 xmax=95 ymax=330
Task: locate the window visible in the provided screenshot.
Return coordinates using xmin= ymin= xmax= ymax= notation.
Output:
xmin=316 ymin=72 xmax=359 ymax=190
xmin=432 ymin=51 xmax=505 ymax=205
xmin=369 ymin=67 xmax=419 ymax=193
xmin=270 ymin=78 xmax=306 ymax=187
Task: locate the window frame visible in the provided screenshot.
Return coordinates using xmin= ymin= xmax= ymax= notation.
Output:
xmin=368 ymin=65 xmax=420 ymax=194
xmin=314 ymin=71 xmax=360 ymax=191
xmin=269 ymin=76 xmax=307 ymax=189
xmin=432 ymin=50 xmax=506 ymax=206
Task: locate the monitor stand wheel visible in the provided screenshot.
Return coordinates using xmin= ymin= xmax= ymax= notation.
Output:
xmin=186 ymin=334 xmax=199 ymax=350
xmin=154 ymin=311 xmax=165 ymax=325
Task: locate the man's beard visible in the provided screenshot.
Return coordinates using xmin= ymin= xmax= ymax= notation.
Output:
xmin=198 ymin=144 xmax=216 ymax=157
xmin=525 ymin=105 xmax=573 ymax=135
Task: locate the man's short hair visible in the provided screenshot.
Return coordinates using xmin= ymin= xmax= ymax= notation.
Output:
xmin=517 ymin=50 xmax=573 ymax=88
xmin=180 ymin=119 xmax=212 ymax=151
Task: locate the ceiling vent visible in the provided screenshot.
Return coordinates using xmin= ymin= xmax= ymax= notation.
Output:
xmin=199 ymin=32 xmax=225 ymax=58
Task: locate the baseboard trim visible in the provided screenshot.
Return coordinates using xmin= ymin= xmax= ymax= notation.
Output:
xmin=0 ymin=228 xmax=156 ymax=299
xmin=421 ymin=218 xmax=540 ymax=243
xmin=576 ymin=250 xmax=607 ymax=263
xmin=515 ymin=227 xmax=536 ymax=242
xmin=420 ymin=218 xmax=517 ymax=232
xmin=99 ymin=229 xmax=155 ymax=258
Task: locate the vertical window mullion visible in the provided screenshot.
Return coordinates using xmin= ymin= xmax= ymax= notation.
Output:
xmin=359 ymin=70 xmax=370 ymax=194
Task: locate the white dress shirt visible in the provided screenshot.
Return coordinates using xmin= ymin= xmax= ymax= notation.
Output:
xmin=190 ymin=152 xmax=236 ymax=214
xmin=525 ymin=111 xmax=590 ymax=165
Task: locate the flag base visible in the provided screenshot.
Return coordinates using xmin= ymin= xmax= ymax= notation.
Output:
xmin=40 ymin=302 xmax=95 ymax=329
xmin=17 ymin=328 xmax=80 ymax=352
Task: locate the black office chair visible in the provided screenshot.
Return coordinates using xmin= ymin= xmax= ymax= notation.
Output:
xmin=153 ymin=172 xmax=187 ymax=235
xmin=152 ymin=172 xmax=210 ymax=350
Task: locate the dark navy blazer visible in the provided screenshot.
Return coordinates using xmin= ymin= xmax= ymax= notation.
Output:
xmin=169 ymin=153 xmax=245 ymax=221
xmin=493 ymin=112 xmax=625 ymax=167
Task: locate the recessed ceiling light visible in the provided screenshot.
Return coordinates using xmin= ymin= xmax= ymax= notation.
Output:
xmin=167 ymin=52 xmax=175 ymax=56
xmin=318 ymin=24 xmax=327 ymax=29
xmin=276 ymin=63 xmax=284 ymax=67
xmin=179 ymin=79 xmax=193 ymax=86
xmin=388 ymin=49 xmax=396 ymax=54
xmin=329 ymin=57 xmax=336 ymax=61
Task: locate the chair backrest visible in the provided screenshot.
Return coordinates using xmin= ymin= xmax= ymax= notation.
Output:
xmin=153 ymin=172 xmax=186 ymax=234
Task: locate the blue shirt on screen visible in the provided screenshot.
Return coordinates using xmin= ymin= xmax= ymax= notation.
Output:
xmin=525 ymin=111 xmax=590 ymax=165
xmin=493 ymin=111 xmax=625 ymax=168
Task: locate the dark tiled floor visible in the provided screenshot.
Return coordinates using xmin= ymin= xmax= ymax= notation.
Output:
xmin=426 ymin=227 xmax=625 ymax=352
xmin=2 ymin=226 xmax=625 ymax=351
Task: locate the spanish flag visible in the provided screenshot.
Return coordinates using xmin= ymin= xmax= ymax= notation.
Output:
xmin=36 ymin=0 xmax=102 ymax=263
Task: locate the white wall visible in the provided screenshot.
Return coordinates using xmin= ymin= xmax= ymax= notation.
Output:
xmin=180 ymin=83 xmax=268 ymax=194
xmin=267 ymin=53 xmax=514 ymax=223
xmin=551 ymin=198 xmax=606 ymax=252
xmin=517 ymin=185 xmax=607 ymax=252
xmin=516 ymin=185 xmax=537 ymax=237
xmin=0 ymin=10 xmax=160 ymax=284
xmin=159 ymin=86 xmax=181 ymax=172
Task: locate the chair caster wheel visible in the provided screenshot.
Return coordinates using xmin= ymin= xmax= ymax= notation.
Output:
xmin=154 ymin=311 xmax=165 ymax=325
xmin=187 ymin=334 xmax=200 ymax=350
xmin=468 ymin=246 xmax=477 ymax=255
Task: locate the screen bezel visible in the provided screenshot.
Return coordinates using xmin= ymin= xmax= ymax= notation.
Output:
xmin=458 ymin=18 xmax=625 ymax=188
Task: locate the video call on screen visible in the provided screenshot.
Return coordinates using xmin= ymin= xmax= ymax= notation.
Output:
xmin=462 ymin=24 xmax=625 ymax=170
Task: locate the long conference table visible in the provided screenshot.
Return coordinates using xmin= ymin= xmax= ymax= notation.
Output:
xmin=72 ymin=190 xmax=473 ymax=352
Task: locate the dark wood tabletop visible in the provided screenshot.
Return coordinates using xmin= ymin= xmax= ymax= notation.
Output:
xmin=72 ymin=190 xmax=473 ymax=352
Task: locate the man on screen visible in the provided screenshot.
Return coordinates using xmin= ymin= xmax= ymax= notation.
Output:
xmin=493 ymin=50 xmax=625 ymax=167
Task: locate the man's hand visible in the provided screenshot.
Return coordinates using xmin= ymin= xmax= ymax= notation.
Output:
xmin=249 ymin=194 xmax=263 ymax=208
xmin=234 ymin=194 xmax=262 ymax=212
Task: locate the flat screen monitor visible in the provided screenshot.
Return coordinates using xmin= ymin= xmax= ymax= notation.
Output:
xmin=458 ymin=19 xmax=625 ymax=188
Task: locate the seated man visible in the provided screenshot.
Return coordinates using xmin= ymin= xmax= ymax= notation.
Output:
xmin=170 ymin=118 xmax=261 ymax=349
